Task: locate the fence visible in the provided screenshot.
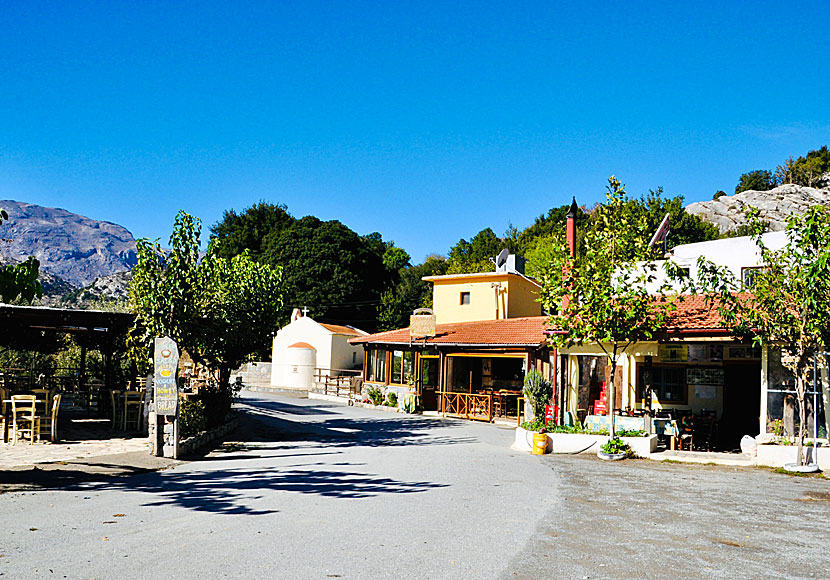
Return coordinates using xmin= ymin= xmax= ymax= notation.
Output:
xmin=312 ymin=368 xmax=363 ymax=399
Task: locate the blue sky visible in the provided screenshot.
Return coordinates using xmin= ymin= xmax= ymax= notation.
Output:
xmin=1 ymin=1 xmax=828 ymax=262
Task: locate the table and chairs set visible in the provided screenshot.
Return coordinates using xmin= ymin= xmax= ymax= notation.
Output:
xmin=1 ymin=374 xmax=149 ymax=445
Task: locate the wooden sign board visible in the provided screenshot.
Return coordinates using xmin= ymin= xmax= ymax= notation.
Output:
xmin=659 ymin=344 xmax=687 ymax=362
xmin=410 ymin=308 xmax=436 ymax=338
xmin=154 ymin=336 xmax=179 ymax=416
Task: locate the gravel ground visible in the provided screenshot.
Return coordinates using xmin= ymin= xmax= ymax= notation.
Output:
xmin=1 ymin=391 xmax=827 ymax=580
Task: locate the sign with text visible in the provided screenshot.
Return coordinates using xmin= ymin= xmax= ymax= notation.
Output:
xmin=410 ymin=308 xmax=436 ymax=338
xmin=154 ymin=336 xmax=179 ymax=416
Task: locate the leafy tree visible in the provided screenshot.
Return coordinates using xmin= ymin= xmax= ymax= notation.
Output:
xmin=210 ymin=201 xmax=294 ymax=260
xmin=518 ymin=203 xmax=590 ymax=255
xmin=127 ymin=211 xmax=203 ymax=370
xmin=447 ymin=228 xmax=503 ymax=274
xmin=623 ymin=188 xmax=720 ymax=251
xmin=262 ymin=216 xmax=387 ymax=330
xmin=377 ymin=255 xmax=448 ymax=331
xmin=128 ymin=211 xmax=284 ymax=390
xmin=713 ymin=190 xmax=726 ymax=200
xmin=537 ymin=177 xmax=680 ymax=437
xmin=194 ymin=247 xmax=284 ymax=387
xmin=0 ymin=208 xmax=43 ymax=304
xmin=792 ymin=146 xmax=830 ymax=188
xmin=735 ymin=170 xmax=774 ymax=194
xmin=695 ymin=206 xmax=830 ymax=465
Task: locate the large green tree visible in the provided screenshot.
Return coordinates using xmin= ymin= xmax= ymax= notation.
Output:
xmin=538 ymin=177 xmax=680 ymax=436
xmin=446 ymin=228 xmax=505 ymax=274
xmin=210 ymin=201 xmax=294 ymax=261
xmin=735 ymin=170 xmax=775 ymax=194
xmin=128 ymin=211 xmax=284 ymax=388
xmin=696 ymin=207 xmax=830 ymax=465
xmin=377 ymin=254 xmax=448 ymax=331
xmin=261 ymin=216 xmax=388 ymax=330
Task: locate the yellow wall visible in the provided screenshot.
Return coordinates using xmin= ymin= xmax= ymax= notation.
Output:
xmin=427 ymin=273 xmax=542 ymax=324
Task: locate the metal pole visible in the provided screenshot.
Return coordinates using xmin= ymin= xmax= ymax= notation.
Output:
xmin=813 ymin=355 xmax=818 ymax=465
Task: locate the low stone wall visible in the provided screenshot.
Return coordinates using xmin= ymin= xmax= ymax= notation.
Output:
xmin=178 ymin=414 xmax=240 ymax=458
xmin=513 ymin=427 xmax=658 ymax=457
xmin=755 ymin=444 xmax=830 ymax=470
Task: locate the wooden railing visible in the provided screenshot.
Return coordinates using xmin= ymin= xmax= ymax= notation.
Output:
xmin=312 ymin=368 xmax=363 ymax=398
xmin=439 ymin=391 xmax=493 ymax=422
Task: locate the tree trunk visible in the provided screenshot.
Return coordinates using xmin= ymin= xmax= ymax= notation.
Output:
xmin=821 ymin=357 xmax=830 ymax=445
xmin=796 ymin=370 xmax=807 ymax=466
xmin=608 ymin=359 xmax=617 ymax=438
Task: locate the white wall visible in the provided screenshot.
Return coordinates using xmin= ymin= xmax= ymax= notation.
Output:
xmin=271 ymin=317 xmax=332 ymax=387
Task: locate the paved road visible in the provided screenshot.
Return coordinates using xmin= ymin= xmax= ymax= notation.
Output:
xmin=1 ymin=392 xmax=828 ymax=579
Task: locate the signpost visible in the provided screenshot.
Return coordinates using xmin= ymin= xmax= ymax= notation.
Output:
xmin=152 ymin=336 xmax=179 ymax=458
xmin=154 ymin=337 xmax=179 ymax=415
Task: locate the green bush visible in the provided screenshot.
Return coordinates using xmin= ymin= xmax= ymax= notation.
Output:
xmin=616 ymin=429 xmax=647 ymax=437
xmin=366 ymin=386 xmax=384 ymax=406
xmin=600 ymin=436 xmax=632 ymax=456
xmin=179 ymin=399 xmax=207 ymax=438
xmin=523 ymin=369 xmax=552 ymax=420
xmin=200 ymin=381 xmax=238 ymax=429
xmin=385 ymin=391 xmax=398 ymax=407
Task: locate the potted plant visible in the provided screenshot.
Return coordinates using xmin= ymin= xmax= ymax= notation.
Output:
xmin=598 ymin=436 xmax=631 ymax=460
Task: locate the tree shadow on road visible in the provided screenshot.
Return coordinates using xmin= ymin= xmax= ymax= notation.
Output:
xmin=75 ymin=464 xmax=448 ymax=515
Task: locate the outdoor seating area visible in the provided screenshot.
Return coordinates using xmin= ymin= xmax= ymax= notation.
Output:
xmin=582 ymin=408 xmax=720 ymax=451
xmin=439 ymin=388 xmax=522 ymax=423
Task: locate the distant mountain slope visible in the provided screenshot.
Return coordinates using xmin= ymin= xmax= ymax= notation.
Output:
xmin=0 ymin=200 xmax=137 ymax=287
xmin=58 ymin=270 xmax=132 ymax=309
xmin=685 ymin=184 xmax=830 ymax=234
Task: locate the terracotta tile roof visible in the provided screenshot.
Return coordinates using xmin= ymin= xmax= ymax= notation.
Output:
xmin=663 ymin=294 xmax=730 ymax=333
xmin=319 ymin=323 xmax=366 ymax=336
xmin=349 ymin=316 xmax=550 ymax=347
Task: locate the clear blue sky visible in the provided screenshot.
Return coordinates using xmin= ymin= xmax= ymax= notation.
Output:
xmin=1 ymin=1 xmax=828 ymax=262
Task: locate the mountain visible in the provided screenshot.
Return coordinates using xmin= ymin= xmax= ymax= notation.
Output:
xmin=685 ymin=183 xmax=830 ymax=234
xmin=58 ymin=270 xmax=133 ymax=309
xmin=0 ymin=200 xmax=137 ymax=287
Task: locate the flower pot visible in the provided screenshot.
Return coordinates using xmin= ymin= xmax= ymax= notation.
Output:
xmin=597 ymin=450 xmax=626 ymax=461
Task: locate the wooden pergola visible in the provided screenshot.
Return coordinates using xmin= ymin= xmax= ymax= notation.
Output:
xmin=0 ymin=303 xmax=134 ymax=390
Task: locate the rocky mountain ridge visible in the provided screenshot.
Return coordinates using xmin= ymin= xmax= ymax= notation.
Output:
xmin=685 ymin=183 xmax=830 ymax=234
xmin=0 ymin=199 xmax=137 ymax=287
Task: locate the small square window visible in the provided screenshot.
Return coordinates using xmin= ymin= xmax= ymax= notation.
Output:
xmin=460 ymin=292 xmax=470 ymax=305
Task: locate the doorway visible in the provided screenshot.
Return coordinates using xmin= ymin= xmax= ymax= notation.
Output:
xmin=720 ymin=363 xmax=762 ymax=450
xmin=419 ymin=356 xmax=439 ymax=411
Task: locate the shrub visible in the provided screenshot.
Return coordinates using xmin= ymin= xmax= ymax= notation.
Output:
xmin=179 ymin=399 xmax=207 ymax=438
xmin=366 ymin=386 xmax=384 ymax=406
xmin=523 ymin=369 xmax=552 ymax=420
xmin=385 ymin=391 xmax=398 ymax=407
xmin=600 ymin=436 xmax=632 ymax=456
xmin=616 ymin=429 xmax=647 ymax=437
xmin=200 ymin=381 xmax=238 ymax=429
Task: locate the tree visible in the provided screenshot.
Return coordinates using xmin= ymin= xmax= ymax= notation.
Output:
xmin=623 ymin=188 xmax=720 ymax=251
xmin=128 ymin=211 xmax=284 ymax=390
xmin=262 ymin=216 xmax=388 ymax=330
xmin=0 ymin=208 xmax=43 ymax=304
xmin=193 ymin=247 xmax=284 ymax=388
xmin=735 ymin=170 xmax=774 ymax=194
xmin=377 ymin=254 xmax=448 ymax=331
xmin=791 ymin=146 xmax=829 ymax=188
xmin=127 ymin=211 xmax=203 ymax=370
xmin=518 ymin=203 xmax=590 ymax=255
xmin=696 ymin=206 xmax=830 ymax=465
xmin=537 ymin=177 xmax=680 ymax=437
xmin=210 ymin=201 xmax=294 ymax=261
xmin=446 ymin=228 xmax=503 ymax=273
xmin=713 ymin=190 xmax=727 ymax=200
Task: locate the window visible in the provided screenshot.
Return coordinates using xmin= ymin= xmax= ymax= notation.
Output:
xmin=655 ymin=367 xmax=686 ymax=402
xmin=460 ymin=292 xmax=470 ymax=305
xmin=741 ymin=267 xmax=763 ymax=288
xmin=366 ymin=349 xmax=386 ymax=383
xmin=645 ymin=366 xmax=686 ymax=403
xmin=391 ymin=350 xmax=415 ymax=385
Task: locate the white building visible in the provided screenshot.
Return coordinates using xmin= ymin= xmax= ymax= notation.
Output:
xmin=270 ymin=309 xmax=367 ymax=390
xmin=645 ymin=231 xmax=787 ymax=292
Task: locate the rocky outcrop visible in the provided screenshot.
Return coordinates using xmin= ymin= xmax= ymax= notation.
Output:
xmin=0 ymin=200 xmax=137 ymax=287
xmin=58 ymin=270 xmax=133 ymax=308
xmin=686 ymin=185 xmax=830 ymax=234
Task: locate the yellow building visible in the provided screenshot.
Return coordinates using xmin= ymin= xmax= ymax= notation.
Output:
xmin=422 ymin=271 xmax=543 ymax=324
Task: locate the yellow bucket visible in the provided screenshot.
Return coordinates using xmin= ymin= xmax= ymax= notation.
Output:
xmin=532 ymin=433 xmax=548 ymax=455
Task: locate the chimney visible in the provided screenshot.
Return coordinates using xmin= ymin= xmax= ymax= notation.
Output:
xmin=566 ymin=197 xmax=578 ymax=258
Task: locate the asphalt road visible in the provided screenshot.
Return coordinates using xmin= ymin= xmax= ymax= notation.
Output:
xmin=1 ymin=392 xmax=828 ymax=580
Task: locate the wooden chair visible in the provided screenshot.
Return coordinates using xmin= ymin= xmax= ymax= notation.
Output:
xmin=0 ymin=386 xmax=7 ymax=442
xmin=11 ymin=395 xmax=40 ymax=445
xmin=110 ymin=390 xmax=125 ymax=429
xmin=39 ymin=394 xmax=62 ymax=442
xmin=123 ymin=389 xmax=145 ymax=431
xmin=678 ymin=413 xmax=694 ymax=451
